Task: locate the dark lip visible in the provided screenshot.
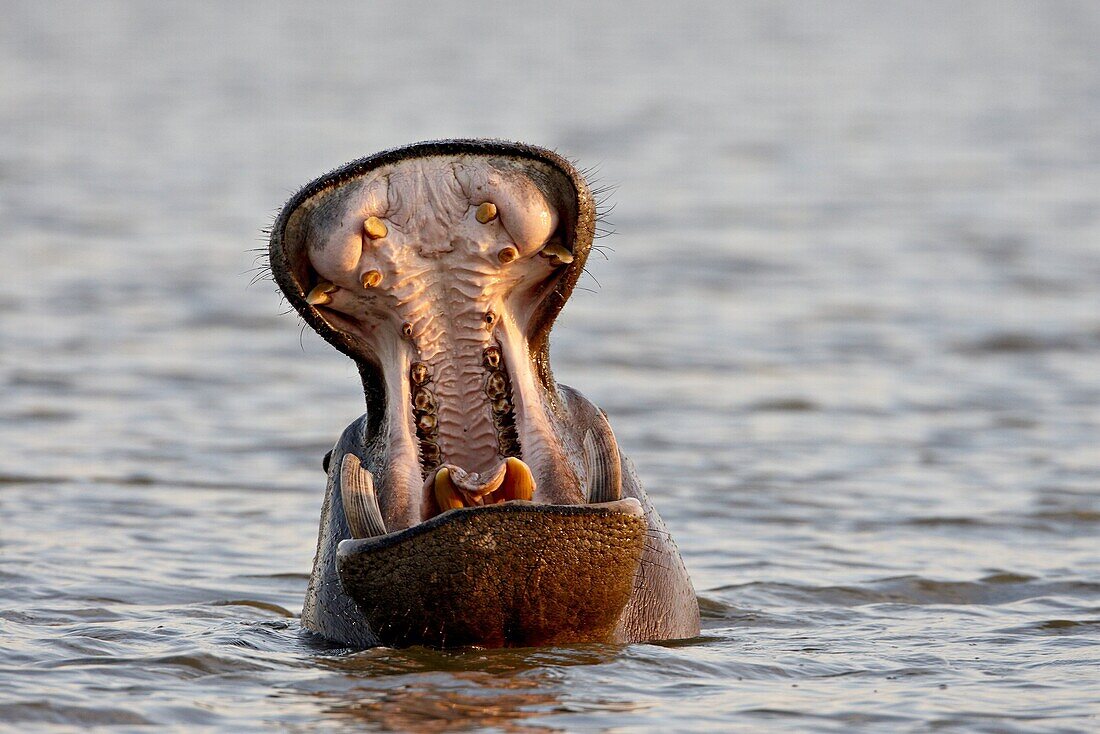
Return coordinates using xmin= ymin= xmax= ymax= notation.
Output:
xmin=337 ymin=498 xmax=643 ymax=557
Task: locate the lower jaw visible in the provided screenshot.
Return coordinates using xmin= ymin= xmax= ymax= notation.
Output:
xmin=336 ymin=498 xmax=646 ymax=648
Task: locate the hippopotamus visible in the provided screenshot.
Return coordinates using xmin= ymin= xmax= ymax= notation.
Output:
xmin=268 ymin=139 xmax=699 ymax=648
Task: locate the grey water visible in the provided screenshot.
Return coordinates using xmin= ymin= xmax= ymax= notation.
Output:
xmin=2 ymin=1 xmax=1099 ymax=731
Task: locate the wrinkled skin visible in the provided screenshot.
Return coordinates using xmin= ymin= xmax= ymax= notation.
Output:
xmin=268 ymin=140 xmax=699 ymax=648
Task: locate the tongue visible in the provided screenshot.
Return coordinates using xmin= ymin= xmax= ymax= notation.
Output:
xmin=428 ymin=457 xmax=536 ymax=515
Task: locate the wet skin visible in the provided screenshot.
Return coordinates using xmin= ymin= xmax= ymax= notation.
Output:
xmin=268 ymin=140 xmax=699 ymax=648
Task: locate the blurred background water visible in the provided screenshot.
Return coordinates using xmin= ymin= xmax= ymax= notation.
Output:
xmin=2 ymin=1 xmax=1099 ymax=731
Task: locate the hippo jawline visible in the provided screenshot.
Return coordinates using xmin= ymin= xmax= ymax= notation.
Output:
xmin=268 ymin=139 xmax=700 ymax=648
xmin=336 ymin=499 xmax=647 ymax=648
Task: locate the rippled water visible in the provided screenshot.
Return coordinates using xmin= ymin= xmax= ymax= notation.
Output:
xmin=3 ymin=1 xmax=1100 ymax=731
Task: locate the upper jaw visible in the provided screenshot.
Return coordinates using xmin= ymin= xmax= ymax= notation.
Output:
xmin=267 ymin=140 xmax=601 ymax=536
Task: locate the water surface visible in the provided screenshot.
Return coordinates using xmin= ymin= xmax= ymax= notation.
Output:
xmin=2 ymin=1 xmax=1099 ymax=731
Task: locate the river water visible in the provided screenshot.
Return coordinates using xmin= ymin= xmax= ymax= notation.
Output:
xmin=2 ymin=1 xmax=1099 ymax=731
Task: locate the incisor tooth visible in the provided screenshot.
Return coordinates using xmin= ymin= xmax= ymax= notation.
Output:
xmin=434 ymin=468 xmax=465 ymax=511
xmin=361 ymin=269 xmax=382 ymax=288
xmin=305 ymin=281 xmax=337 ymax=306
xmin=500 ymin=457 xmax=535 ymax=501
xmin=475 ymin=202 xmax=498 ymax=223
xmin=363 ymin=216 xmax=388 ymax=239
xmin=539 ymin=242 xmax=574 ymax=266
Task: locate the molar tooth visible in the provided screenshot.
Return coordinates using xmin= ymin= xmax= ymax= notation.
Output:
xmin=483 ymin=346 xmax=501 ymax=369
xmin=539 ymin=242 xmax=574 ymax=266
xmin=401 ymin=322 xmax=413 ymax=338
xmin=475 ymin=202 xmax=498 ymax=224
xmin=340 ymin=454 xmax=386 ymax=538
xmin=421 ymin=441 xmax=441 ymax=463
xmin=486 ymin=372 xmax=507 ymax=398
xmin=410 ymin=362 xmax=430 ymax=385
xmin=491 ymin=397 xmax=511 ymax=415
xmin=416 ymin=413 xmax=437 ymax=432
xmin=305 ymin=281 xmax=337 ymax=306
xmin=363 ymin=216 xmax=388 ymax=240
xmin=413 ymin=388 xmax=435 ymax=411
xmin=498 ymin=246 xmax=518 ymax=264
xmin=500 ymin=457 xmax=535 ymax=502
xmin=361 ymin=269 xmax=383 ymax=288
xmin=434 ymin=468 xmax=464 ymax=511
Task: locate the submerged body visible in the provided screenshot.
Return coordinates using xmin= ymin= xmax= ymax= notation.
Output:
xmin=269 ymin=140 xmax=698 ymax=647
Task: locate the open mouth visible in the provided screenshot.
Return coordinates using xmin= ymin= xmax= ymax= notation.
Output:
xmin=270 ymin=141 xmax=621 ymax=535
xmin=267 ymin=141 xmax=655 ymax=647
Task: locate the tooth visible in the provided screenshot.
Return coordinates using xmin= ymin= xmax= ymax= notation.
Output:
xmin=491 ymin=397 xmax=511 ymax=415
xmin=363 ymin=216 xmax=388 ymax=240
xmin=340 ymin=454 xmax=386 ymax=538
xmin=497 ymin=246 xmax=518 ymax=264
xmin=500 ymin=457 xmax=535 ymax=501
xmin=475 ymin=202 xmax=498 ymax=224
xmin=434 ymin=468 xmax=465 ymax=511
xmin=583 ymin=425 xmax=622 ymax=503
xmin=410 ymin=362 xmax=430 ymax=385
xmin=413 ymin=388 xmax=435 ymax=411
xmin=361 ymin=269 xmax=383 ymax=288
xmin=483 ymin=346 xmax=501 ymax=369
xmin=486 ymin=372 xmax=507 ymax=398
xmin=417 ymin=413 xmax=437 ymax=432
xmin=401 ymin=322 xmax=413 ymax=338
xmin=538 ymin=242 xmax=574 ymax=266
xmin=421 ymin=441 xmax=441 ymax=463
xmin=305 ymin=281 xmax=337 ymax=306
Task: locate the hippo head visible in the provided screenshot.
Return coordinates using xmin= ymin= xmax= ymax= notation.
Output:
xmin=269 ymin=140 xmax=697 ymax=648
